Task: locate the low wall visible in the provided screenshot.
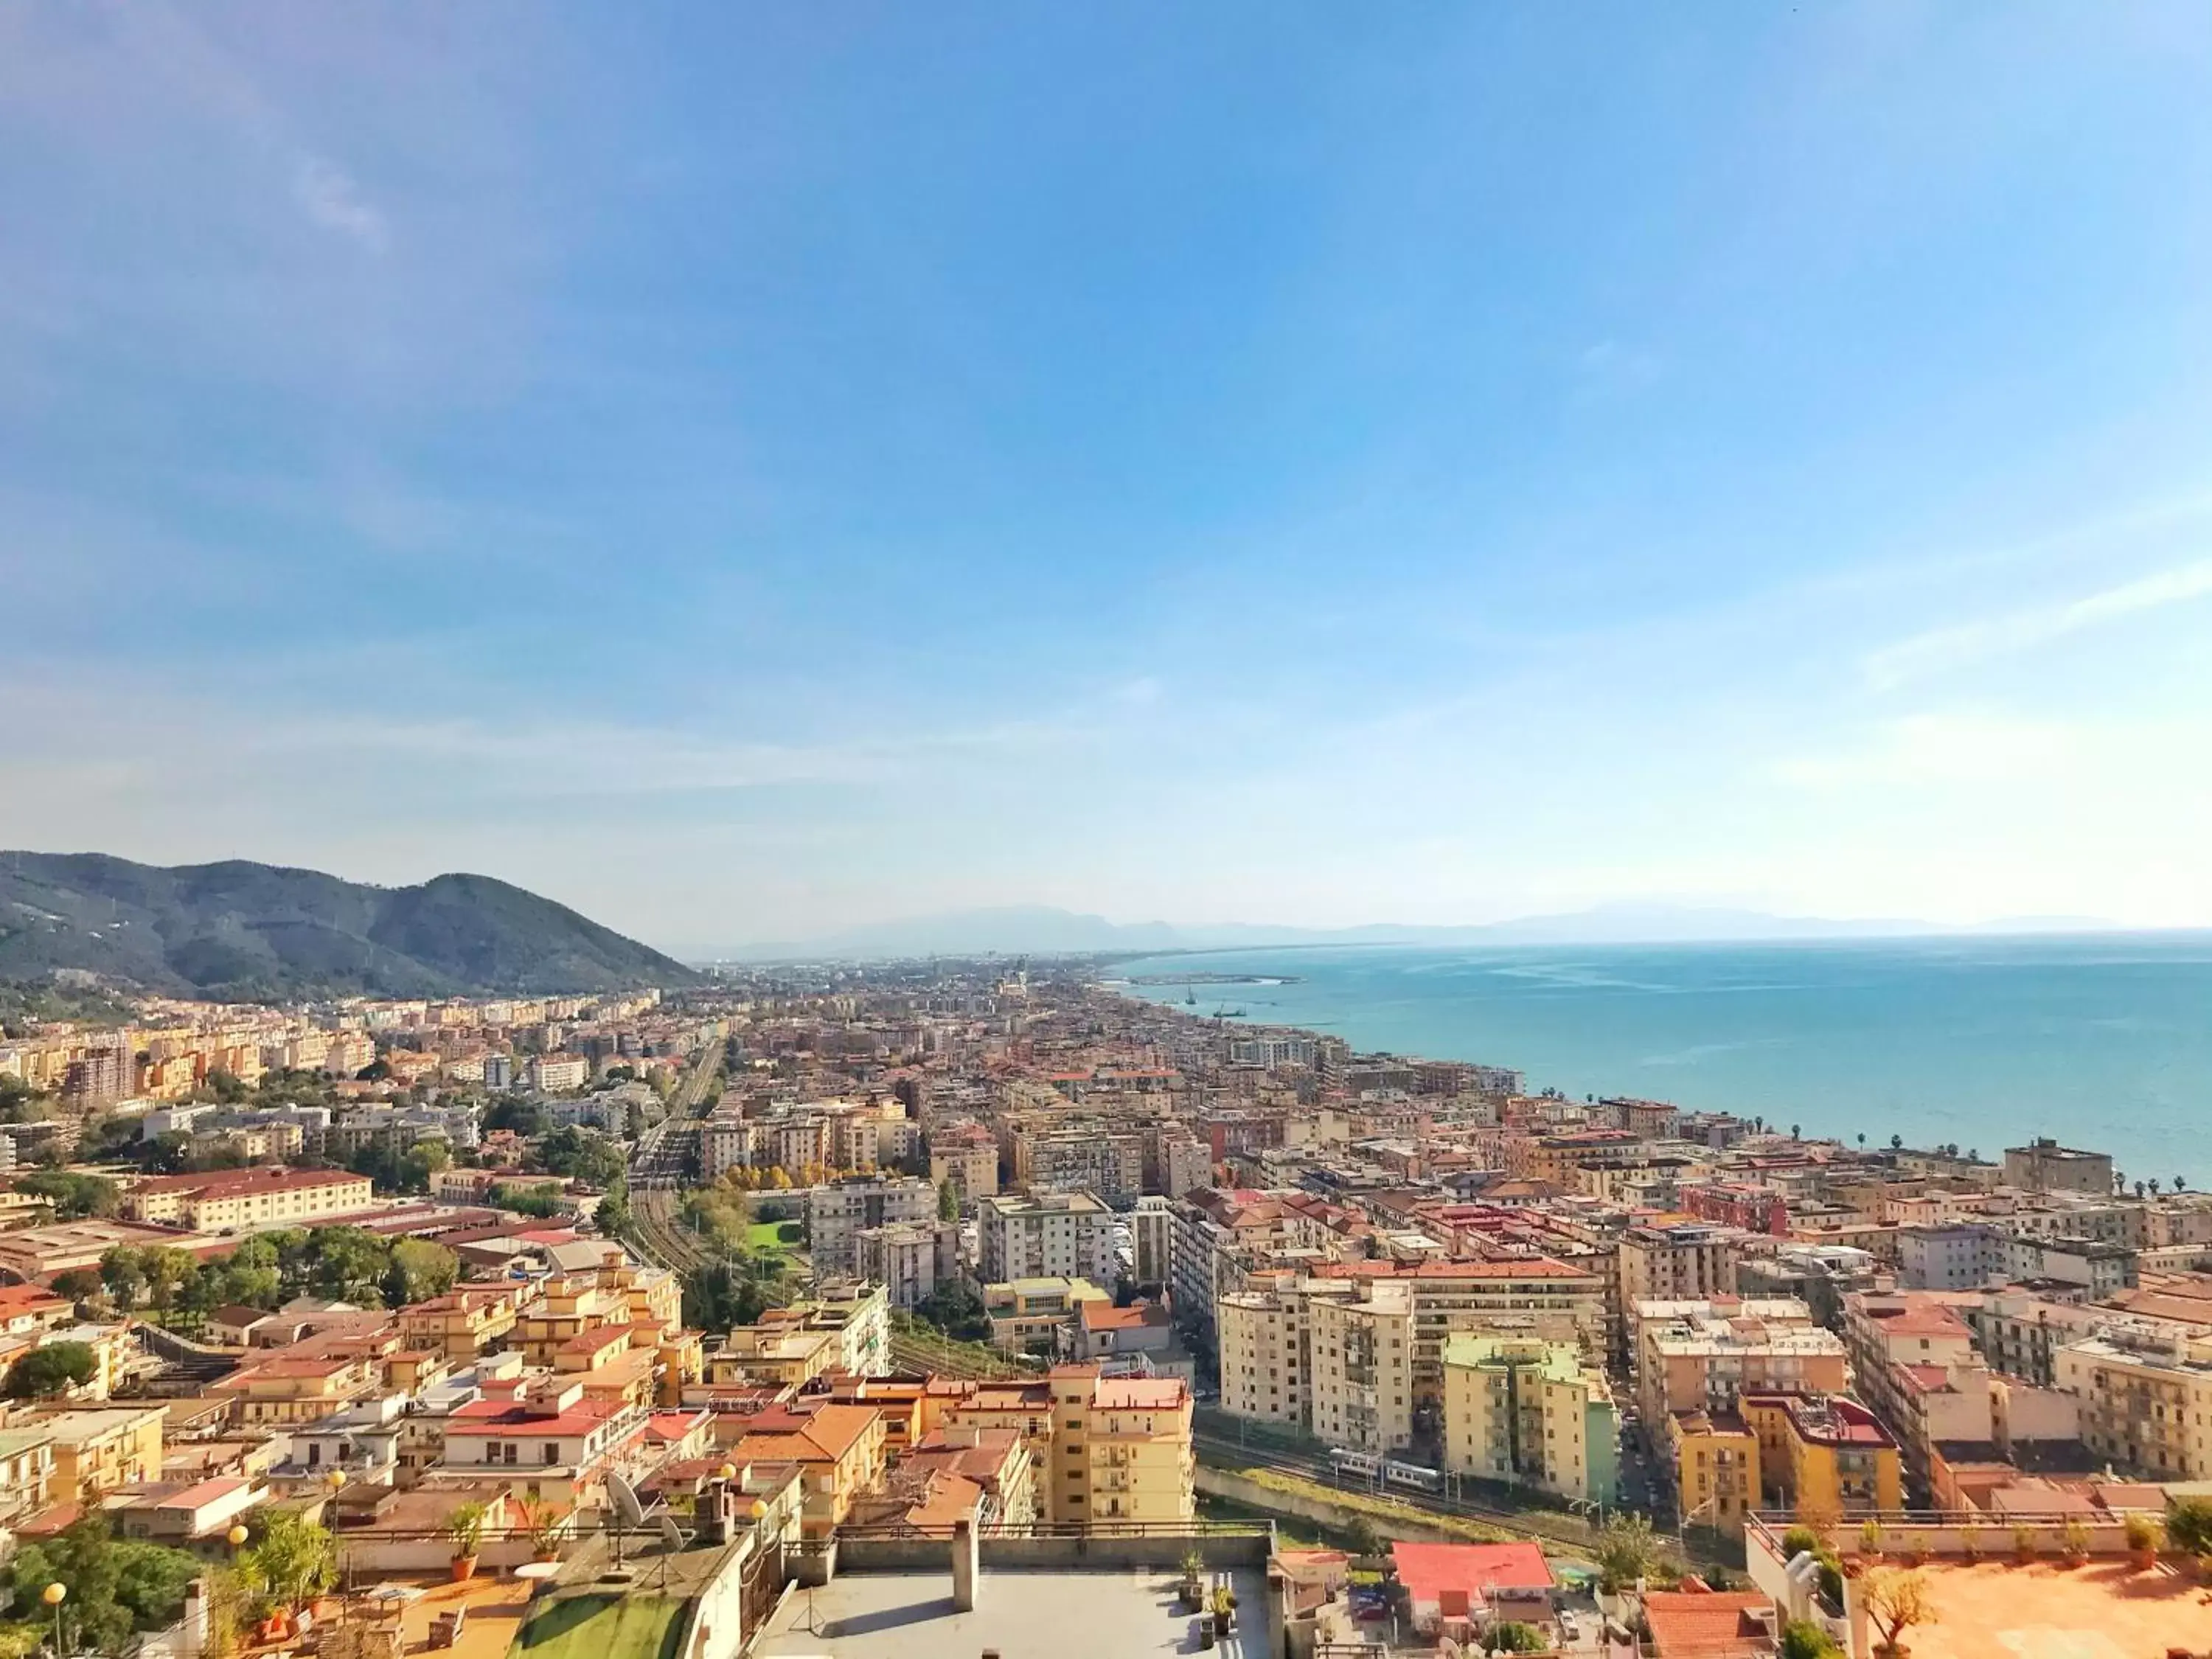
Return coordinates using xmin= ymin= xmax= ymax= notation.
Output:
xmin=831 ymin=1531 xmax=1274 ymax=1574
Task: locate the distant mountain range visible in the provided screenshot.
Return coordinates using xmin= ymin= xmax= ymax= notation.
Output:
xmin=0 ymin=852 xmax=700 ymax=1001
xmin=714 ymin=900 xmax=2119 ymax=962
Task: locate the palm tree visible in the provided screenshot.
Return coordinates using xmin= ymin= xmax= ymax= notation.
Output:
xmin=242 ymin=1513 xmax=337 ymax=1623
xmin=1791 ymin=1124 xmax=1802 ymax=1141
xmin=2149 ymin=1178 xmax=2163 ymax=1196
xmin=2175 ymin=1175 xmax=2188 ymax=1194
xmin=1890 ymin=1134 xmax=1904 ymax=1151
xmin=2136 ymin=1180 xmax=2148 ymax=1200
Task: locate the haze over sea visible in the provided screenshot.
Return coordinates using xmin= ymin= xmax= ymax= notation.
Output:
xmin=1116 ymin=936 xmax=2212 ymax=1187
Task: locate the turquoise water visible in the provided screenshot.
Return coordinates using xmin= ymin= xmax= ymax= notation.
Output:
xmin=1116 ymin=936 xmax=2212 ymax=1186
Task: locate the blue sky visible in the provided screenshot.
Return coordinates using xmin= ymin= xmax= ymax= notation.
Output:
xmin=6 ymin=3 xmax=2212 ymax=951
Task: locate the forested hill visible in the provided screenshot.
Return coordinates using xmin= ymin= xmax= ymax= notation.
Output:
xmin=0 ymin=852 xmax=700 ymax=1001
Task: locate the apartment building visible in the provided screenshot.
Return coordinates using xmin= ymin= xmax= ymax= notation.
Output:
xmin=1019 ymin=1127 xmax=1144 ymax=1203
xmin=40 ymin=1406 xmax=164 ymax=1498
xmin=1128 ymin=1194 xmax=1173 ymax=1287
xmin=855 ymin=1220 xmax=960 ymax=1310
xmin=928 ymin=1124 xmax=1001 ymax=1203
xmin=1662 ymin=1408 xmax=1760 ymax=1534
xmin=1841 ymin=1290 xmax=1994 ymax=1503
xmin=2055 ymin=1328 xmax=2212 ymax=1481
xmin=1440 ymin=1333 xmax=1618 ymax=1503
xmin=2004 ymin=1139 xmax=2115 ymax=1196
xmin=978 ymin=1192 xmax=1117 ymax=1285
xmin=1633 ymin=1298 xmax=1848 ymax=1422
xmin=1740 ymin=1391 xmax=1902 ymax=1518
xmin=1308 ymin=1280 xmax=1417 ymax=1455
xmin=1619 ymin=1222 xmax=1750 ymax=1307
xmin=1050 ymin=1368 xmax=1195 ymax=1526
xmin=1897 ymin=1223 xmax=2006 ymax=1290
xmin=120 ymin=1167 xmax=373 ymax=1229
xmin=1217 ymin=1279 xmax=1363 ymax=1428
xmin=529 ymin=1055 xmax=591 ymax=1093
xmin=805 ymin=1176 xmax=934 ymax=1276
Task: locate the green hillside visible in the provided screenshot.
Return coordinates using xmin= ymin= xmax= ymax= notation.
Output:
xmin=0 ymin=852 xmax=701 ymax=1002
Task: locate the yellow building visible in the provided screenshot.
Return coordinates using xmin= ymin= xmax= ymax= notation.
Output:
xmin=1441 ymin=1332 xmax=1618 ymax=1503
xmin=514 ymin=1276 xmax=627 ymax=1363
xmin=1308 ymin=1280 xmax=1416 ymax=1455
xmin=728 ymin=1404 xmax=890 ymax=1540
xmin=1742 ymin=1391 xmax=1902 ymax=1520
xmin=1662 ymin=1408 xmax=1760 ymax=1534
xmin=39 ymin=1406 xmax=164 ymax=1499
xmin=704 ymin=1323 xmax=841 ymax=1389
xmin=210 ymin=1356 xmax=380 ymax=1427
xmin=1634 ymin=1298 xmax=1849 ymax=1422
xmin=395 ymin=1287 xmax=522 ymax=1360
xmin=2055 ymin=1329 xmax=2212 ymax=1481
xmin=121 ymin=1167 xmax=373 ymax=1228
xmin=1618 ymin=1223 xmax=1747 ymax=1308
xmin=936 ymin=1367 xmax=1195 ymax=1528
xmin=1054 ymin=1368 xmax=1194 ymax=1526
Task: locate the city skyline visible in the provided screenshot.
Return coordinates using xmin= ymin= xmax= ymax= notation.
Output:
xmin=7 ymin=5 xmax=2212 ymax=950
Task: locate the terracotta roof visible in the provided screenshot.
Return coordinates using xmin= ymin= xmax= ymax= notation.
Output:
xmin=1391 ymin=1540 xmax=1553 ymax=1601
xmin=1643 ymin=1590 xmax=1781 ymax=1658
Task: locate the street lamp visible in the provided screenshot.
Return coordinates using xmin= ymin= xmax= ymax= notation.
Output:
xmin=42 ymin=1581 xmax=65 ymax=1659
xmin=227 ymin=1524 xmax=249 ymax=1553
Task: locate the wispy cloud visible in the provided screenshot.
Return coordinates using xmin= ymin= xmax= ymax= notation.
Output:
xmin=292 ymin=153 xmax=389 ymax=252
xmin=1866 ymin=558 xmax=2212 ymax=690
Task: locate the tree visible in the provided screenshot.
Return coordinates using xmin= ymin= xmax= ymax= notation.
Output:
xmin=142 ymin=1247 xmax=198 ymax=1317
xmin=1596 ymin=1512 xmax=1660 ymax=1592
xmin=1485 ymin=1623 xmax=1545 ymax=1653
xmin=482 ymin=1099 xmax=547 ymax=1137
xmin=1856 ymin=1133 xmax=1865 ymax=1147
xmin=2165 ymin=1496 xmax=2212 ymax=1557
xmin=1862 ymin=1568 xmax=1934 ymax=1656
xmin=2177 ymin=1175 xmax=2188 ymax=1193
xmin=913 ymin=1278 xmax=992 ymax=1345
xmin=936 ymin=1178 xmax=959 ymax=1222
xmin=307 ymin=1228 xmax=392 ymax=1306
xmin=7 ymin=1514 xmax=201 ymax=1652
xmin=2137 ymin=1180 xmax=2148 ymax=1199
xmin=18 ymin=1171 xmax=119 ymax=1220
xmin=239 ymin=1512 xmax=336 ymax=1619
xmin=1889 ymin=1134 xmax=1903 ymax=1150
xmin=1343 ymin=1516 xmax=1385 ymax=1558
xmin=50 ymin=1267 xmax=104 ymax=1307
xmin=1780 ymin=1620 xmax=1846 ymax=1659
xmin=99 ymin=1246 xmax=147 ymax=1310
xmin=5 ymin=1343 xmax=97 ymax=1399
xmin=1791 ymin=1124 xmax=1802 ymax=1140
xmin=385 ymin=1238 xmax=459 ymax=1306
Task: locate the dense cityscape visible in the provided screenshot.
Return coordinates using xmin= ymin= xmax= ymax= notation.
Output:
xmin=0 ymin=956 xmax=2203 ymax=1657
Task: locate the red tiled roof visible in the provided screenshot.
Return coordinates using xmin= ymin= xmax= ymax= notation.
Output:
xmin=1643 ymin=1590 xmax=1781 ymax=1658
xmin=1391 ymin=1540 xmax=1553 ymax=1601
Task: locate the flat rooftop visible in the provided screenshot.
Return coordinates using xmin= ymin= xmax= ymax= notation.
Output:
xmin=1896 ymin=1558 xmax=2212 ymax=1659
xmin=752 ymin=1565 xmax=1274 ymax=1658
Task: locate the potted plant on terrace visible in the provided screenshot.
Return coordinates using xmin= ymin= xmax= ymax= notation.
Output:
xmin=1178 ymin=1548 xmax=1204 ymax=1613
xmin=1860 ymin=1520 xmax=1885 ymax=1561
xmin=2061 ymin=1517 xmax=2090 ymax=1566
xmin=2124 ymin=1513 xmax=2160 ymax=1571
xmin=445 ymin=1500 xmax=487 ymax=1582
xmin=1210 ymin=1585 xmax=1234 ymax=1635
xmin=522 ymin=1499 xmax=566 ymax=1564
xmin=2011 ymin=1524 xmax=2037 ymax=1567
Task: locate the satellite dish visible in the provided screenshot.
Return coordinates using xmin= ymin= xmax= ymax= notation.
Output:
xmin=658 ymin=1517 xmax=687 ymax=1553
xmin=607 ymin=1473 xmax=647 ymax=1528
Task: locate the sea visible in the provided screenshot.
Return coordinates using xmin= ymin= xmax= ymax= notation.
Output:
xmin=1113 ymin=935 xmax=2212 ymax=1188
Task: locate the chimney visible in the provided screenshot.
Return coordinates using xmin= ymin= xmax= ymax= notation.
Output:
xmin=183 ymin=1579 xmax=210 ymax=1659
xmin=950 ymin=1518 xmax=978 ymax=1612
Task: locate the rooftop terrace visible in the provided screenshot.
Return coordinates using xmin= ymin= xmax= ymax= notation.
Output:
xmin=751 ymin=1564 xmax=1274 ymax=1659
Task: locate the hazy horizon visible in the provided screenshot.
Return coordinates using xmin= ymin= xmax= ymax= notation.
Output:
xmin=7 ymin=6 xmax=2212 ymax=948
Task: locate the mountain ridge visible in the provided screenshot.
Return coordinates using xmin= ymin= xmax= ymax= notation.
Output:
xmin=0 ymin=851 xmax=700 ymax=1000
xmin=710 ymin=900 xmax=2122 ymax=961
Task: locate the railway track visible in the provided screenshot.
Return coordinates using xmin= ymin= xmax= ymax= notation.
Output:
xmin=1192 ymin=1430 xmax=1640 ymax=1562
